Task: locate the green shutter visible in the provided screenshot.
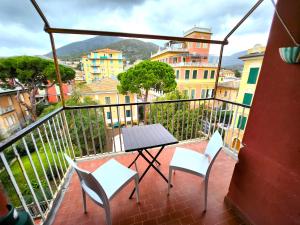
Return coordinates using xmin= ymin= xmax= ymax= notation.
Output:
xmin=247 ymin=67 xmax=259 ymax=84
xmin=191 ymin=90 xmax=195 ymax=99
xmin=185 ymin=70 xmax=190 ymax=79
xmin=237 ymin=115 xmax=247 ymax=130
xmin=210 ymin=70 xmax=215 ymax=79
xmin=125 ymin=96 xmax=130 ymax=103
xmin=192 ymin=70 xmax=197 ymax=79
xmin=126 ymin=110 xmax=131 ymax=117
xmin=107 ymin=112 xmax=111 ymax=119
xmin=204 ymin=70 xmax=208 ymax=79
xmin=243 ymin=93 xmax=253 ymax=106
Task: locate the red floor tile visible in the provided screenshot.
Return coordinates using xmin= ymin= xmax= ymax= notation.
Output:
xmin=51 ymin=141 xmax=241 ymax=225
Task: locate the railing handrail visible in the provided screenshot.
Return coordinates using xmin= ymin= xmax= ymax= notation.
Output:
xmin=0 ymin=107 xmax=63 ymax=151
xmin=64 ymin=98 xmax=214 ymax=110
xmin=214 ymin=98 xmax=251 ymax=109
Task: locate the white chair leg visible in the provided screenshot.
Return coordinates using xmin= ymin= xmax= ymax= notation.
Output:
xmin=204 ymin=177 xmax=208 ymax=211
xmin=134 ymin=175 xmax=140 ymax=203
xmin=82 ymin=188 xmax=87 ymax=213
xmin=104 ymin=205 xmax=112 ymax=225
xmin=168 ymin=168 xmax=173 ymax=195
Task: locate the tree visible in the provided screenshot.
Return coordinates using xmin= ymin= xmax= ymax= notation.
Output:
xmin=0 ymin=56 xmax=75 ymax=121
xmin=117 ymin=60 xmax=176 ymax=102
xmin=234 ymin=70 xmax=241 ymax=78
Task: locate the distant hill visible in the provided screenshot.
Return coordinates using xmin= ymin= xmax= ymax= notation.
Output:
xmin=209 ymin=50 xmax=247 ymax=71
xmin=45 ymin=36 xmax=159 ymax=63
xmin=105 ymin=39 xmax=159 ymax=63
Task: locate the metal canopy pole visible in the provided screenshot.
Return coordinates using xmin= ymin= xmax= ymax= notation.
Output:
xmin=213 ymin=0 xmax=265 ymax=98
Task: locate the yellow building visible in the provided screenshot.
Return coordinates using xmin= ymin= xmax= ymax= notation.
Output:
xmin=81 ymin=49 xmax=124 ymax=83
xmin=216 ymin=79 xmax=240 ymax=102
xmin=78 ymin=77 xmax=138 ymax=127
xmin=150 ymin=27 xmax=218 ymax=99
xmin=225 ymin=44 xmax=265 ymax=150
xmin=0 ymin=88 xmax=30 ymax=139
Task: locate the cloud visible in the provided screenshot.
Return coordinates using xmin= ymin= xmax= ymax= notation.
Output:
xmin=0 ymin=0 xmax=275 ymax=56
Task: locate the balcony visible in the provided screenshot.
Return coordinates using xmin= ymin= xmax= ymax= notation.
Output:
xmin=0 ymin=98 xmax=249 ymax=225
xmin=170 ymin=62 xmax=218 ymax=68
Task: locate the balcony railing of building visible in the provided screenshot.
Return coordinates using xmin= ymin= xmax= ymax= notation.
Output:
xmin=0 ymin=98 xmax=250 ymax=224
xmin=170 ymin=62 xmax=218 ymax=67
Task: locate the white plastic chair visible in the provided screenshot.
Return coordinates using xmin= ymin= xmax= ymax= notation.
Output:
xmin=168 ymin=131 xmax=223 ymax=211
xmin=64 ymin=154 xmax=139 ymax=225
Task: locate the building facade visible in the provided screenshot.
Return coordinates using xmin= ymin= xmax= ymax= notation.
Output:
xmin=150 ymin=27 xmax=218 ymax=99
xmin=224 ymin=44 xmax=265 ymax=150
xmin=78 ymin=77 xmax=138 ymax=127
xmin=81 ymin=49 xmax=124 ymax=83
xmin=0 ymin=89 xmax=30 ymax=139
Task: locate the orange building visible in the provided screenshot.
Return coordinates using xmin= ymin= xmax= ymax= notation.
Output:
xmin=151 ymin=27 xmax=217 ymax=99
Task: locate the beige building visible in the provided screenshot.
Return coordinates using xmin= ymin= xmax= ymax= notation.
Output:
xmin=0 ymin=88 xmax=30 ymax=139
xmin=78 ymin=77 xmax=138 ymax=127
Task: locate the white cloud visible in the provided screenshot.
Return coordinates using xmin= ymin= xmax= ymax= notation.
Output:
xmin=0 ymin=0 xmax=275 ymax=57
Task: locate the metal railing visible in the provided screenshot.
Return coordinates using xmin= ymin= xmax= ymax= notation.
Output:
xmin=0 ymin=98 xmax=250 ymax=224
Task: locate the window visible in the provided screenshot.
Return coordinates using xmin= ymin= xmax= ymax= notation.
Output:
xmin=243 ymin=93 xmax=253 ymax=106
xmin=237 ymin=115 xmax=247 ymax=130
xmin=201 ymin=89 xmax=206 ymax=98
xmin=206 ymin=89 xmax=213 ymax=98
xmin=191 ymin=89 xmax=196 ymax=99
xmin=196 ymin=42 xmax=201 ymax=48
xmin=8 ymin=97 xmax=12 ymax=105
xmin=105 ymin=97 xmax=111 ymax=104
xmin=224 ymin=91 xmax=228 ymax=97
xmin=125 ymin=95 xmax=130 ymax=104
xmin=247 ymin=67 xmax=259 ymax=84
xmin=106 ymin=112 xmax=111 ymax=120
xmin=192 ymin=70 xmax=197 ymax=79
xmin=5 ymin=115 xmax=15 ymax=126
xmin=110 ymin=60 xmax=113 ymax=64
xmin=203 ymin=43 xmax=208 ymax=48
xmin=183 ymin=90 xmax=189 ymax=97
xmin=118 ymin=59 xmax=122 ymax=63
xmin=126 ymin=110 xmax=131 ymax=117
xmin=100 ymin=60 xmax=104 ymax=64
xmin=185 ymin=70 xmax=190 ymax=80
xmin=176 ymin=70 xmax=179 ymax=79
xmin=210 ymin=70 xmax=215 ymax=79
xmin=204 ymin=70 xmax=208 ymax=79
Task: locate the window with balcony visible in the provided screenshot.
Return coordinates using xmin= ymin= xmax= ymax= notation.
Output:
xmin=105 ymin=97 xmax=111 ymax=104
xmin=126 ymin=110 xmax=131 ymax=117
xmin=243 ymin=93 xmax=253 ymax=106
xmin=210 ymin=70 xmax=215 ymax=79
xmin=247 ymin=67 xmax=259 ymax=84
xmin=106 ymin=112 xmax=111 ymax=120
xmin=176 ymin=70 xmax=179 ymax=79
xmin=237 ymin=115 xmax=247 ymax=130
xmin=191 ymin=89 xmax=196 ymax=99
xmin=192 ymin=70 xmax=197 ymax=79
xmin=185 ymin=70 xmax=190 ymax=80
xmin=204 ymin=70 xmax=208 ymax=79
xmin=125 ymin=96 xmax=130 ymax=104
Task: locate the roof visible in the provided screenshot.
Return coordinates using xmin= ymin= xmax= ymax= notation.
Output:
xmin=78 ymin=77 xmax=119 ymax=94
xmin=239 ymin=52 xmax=264 ymax=60
xmin=0 ymin=87 xmax=24 ymax=96
xmin=94 ymin=48 xmax=121 ymax=53
xmin=218 ymin=80 xmax=240 ymax=89
xmin=183 ymin=27 xmax=212 ymax=36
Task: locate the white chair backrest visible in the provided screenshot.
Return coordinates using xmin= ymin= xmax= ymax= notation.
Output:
xmin=204 ymin=130 xmax=223 ymax=161
xmin=64 ymin=154 xmax=109 ymax=205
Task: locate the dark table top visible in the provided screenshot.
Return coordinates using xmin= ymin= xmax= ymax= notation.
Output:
xmin=122 ymin=124 xmax=178 ymax=152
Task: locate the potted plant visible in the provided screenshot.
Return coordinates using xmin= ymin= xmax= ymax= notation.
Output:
xmin=271 ymin=0 xmax=300 ymax=64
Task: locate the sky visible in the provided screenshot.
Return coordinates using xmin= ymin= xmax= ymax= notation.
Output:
xmin=0 ymin=0 xmax=275 ymax=57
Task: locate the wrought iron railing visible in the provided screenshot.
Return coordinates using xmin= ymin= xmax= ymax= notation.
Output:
xmin=0 ymin=98 xmax=250 ymax=224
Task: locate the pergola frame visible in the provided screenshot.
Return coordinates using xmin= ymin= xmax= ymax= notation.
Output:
xmin=30 ymin=0 xmax=264 ymax=107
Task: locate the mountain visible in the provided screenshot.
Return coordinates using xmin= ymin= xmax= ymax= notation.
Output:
xmin=45 ymin=36 xmax=159 ymax=63
xmin=45 ymin=36 xmax=121 ymax=59
xmin=209 ymin=50 xmax=247 ymax=71
xmin=105 ymin=39 xmax=159 ymax=63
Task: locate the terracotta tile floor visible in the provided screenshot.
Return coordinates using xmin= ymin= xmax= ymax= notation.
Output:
xmin=52 ymin=141 xmax=244 ymax=225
